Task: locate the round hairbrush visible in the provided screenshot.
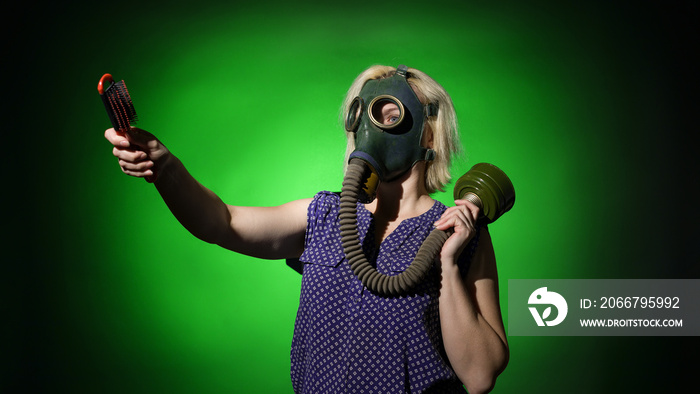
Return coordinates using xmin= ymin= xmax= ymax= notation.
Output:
xmin=98 ymin=74 xmax=154 ymax=182
xmin=98 ymin=74 xmax=138 ymax=132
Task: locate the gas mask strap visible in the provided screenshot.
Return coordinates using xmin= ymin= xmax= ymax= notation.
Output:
xmin=423 ymin=103 xmax=437 ymax=162
xmin=396 ymin=64 xmax=409 ymax=77
xmin=425 ymin=103 xmax=438 ymax=117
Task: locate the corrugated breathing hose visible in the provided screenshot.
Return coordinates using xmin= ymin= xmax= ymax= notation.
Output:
xmin=339 ymin=158 xmax=451 ymax=297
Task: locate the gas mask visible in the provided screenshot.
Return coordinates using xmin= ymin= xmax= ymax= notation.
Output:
xmin=345 ymin=65 xmax=437 ymax=201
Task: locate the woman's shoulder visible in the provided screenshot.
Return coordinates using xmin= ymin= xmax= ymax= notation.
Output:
xmin=309 ymin=190 xmax=340 ymax=206
xmin=305 ymin=191 xmax=341 ymax=219
xmin=313 ymin=190 xmax=341 ymax=200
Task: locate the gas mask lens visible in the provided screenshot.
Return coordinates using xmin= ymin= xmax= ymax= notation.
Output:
xmin=369 ymin=95 xmax=404 ymax=130
xmin=345 ymin=96 xmax=363 ymax=132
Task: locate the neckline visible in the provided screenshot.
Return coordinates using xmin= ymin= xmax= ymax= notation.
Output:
xmin=358 ymin=198 xmax=440 ymax=220
xmin=357 ymin=199 xmax=442 ymax=247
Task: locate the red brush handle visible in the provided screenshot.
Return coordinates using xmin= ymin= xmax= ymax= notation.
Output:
xmin=98 ymin=74 xmax=114 ymax=95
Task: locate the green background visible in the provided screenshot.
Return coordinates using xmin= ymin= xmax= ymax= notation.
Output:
xmin=6 ymin=0 xmax=697 ymax=392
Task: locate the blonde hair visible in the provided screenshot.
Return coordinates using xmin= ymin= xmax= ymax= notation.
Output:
xmin=340 ymin=65 xmax=461 ymax=194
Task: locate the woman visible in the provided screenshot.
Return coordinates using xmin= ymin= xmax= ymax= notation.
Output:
xmin=105 ymin=65 xmax=508 ymax=393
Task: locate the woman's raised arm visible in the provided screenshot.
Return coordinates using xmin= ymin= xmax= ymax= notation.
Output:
xmin=105 ymin=127 xmax=309 ymax=260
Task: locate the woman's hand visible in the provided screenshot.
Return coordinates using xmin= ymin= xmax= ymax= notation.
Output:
xmin=434 ymin=199 xmax=480 ymax=263
xmin=104 ymin=127 xmax=170 ymax=179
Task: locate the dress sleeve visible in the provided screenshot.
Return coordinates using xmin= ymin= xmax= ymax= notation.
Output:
xmin=298 ymin=191 xmax=344 ymax=268
xmin=302 ymin=191 xmax=337 ymax=249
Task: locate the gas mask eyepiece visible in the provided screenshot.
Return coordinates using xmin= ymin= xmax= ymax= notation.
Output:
xmin=345 ymin=96 xmax=363 ymax=133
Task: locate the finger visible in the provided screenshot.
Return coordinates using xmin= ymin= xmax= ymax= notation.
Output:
xmin=112 ymin=146 xmax=148 ymax=162
xmin=454 ymin=198 xmax=480 ymax=221
xmin=435 ymin=207 xmax=464 ymax=230
xmin=435 ymin=207 xmax=473 ymax=232
xmin=120 ymin=166 xmax=155 ymax=178
xmin=125 ymin=127 xmax=157 ymax=150
xmin=104 ymin=128 xmax=130 ymax=148
xmin=436 ymin=203 xmax=475 ymax=225
xmin=452 ymin=210 xmax=476 ymax=233
xmin=434 ymin=207 xmax=458 ymax=228
xmin=119 ymin=158 xmax=154 ymax=172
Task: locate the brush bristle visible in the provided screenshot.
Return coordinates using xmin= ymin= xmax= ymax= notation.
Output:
xmin=105 ymin=80 xmax=138 ymax=131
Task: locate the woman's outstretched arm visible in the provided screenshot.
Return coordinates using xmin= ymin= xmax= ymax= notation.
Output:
xmin=105 ymin=127 xmax=309 ymax=260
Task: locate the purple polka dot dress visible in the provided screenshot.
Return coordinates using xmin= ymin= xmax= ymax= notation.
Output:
xmin=290 ymin=192 xmax=479 ymax=393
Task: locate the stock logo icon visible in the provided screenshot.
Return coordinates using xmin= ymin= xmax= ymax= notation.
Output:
xmin=528 ymin=287 xmax=568 ymax=327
